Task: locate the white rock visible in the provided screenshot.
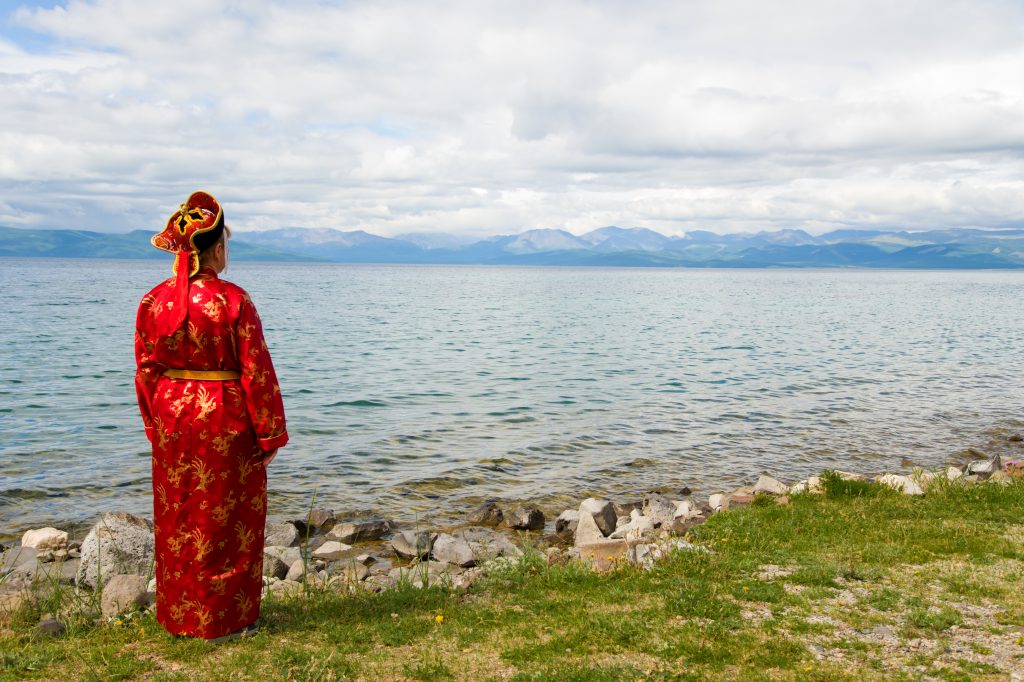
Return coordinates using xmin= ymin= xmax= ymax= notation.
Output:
xmin=753 ymin=474 xmax=788 ymax=496
xmin=946 ymin=466 xmax=963 ymax=481
xmin=673 ymin=500 xmax=697 ymax=519
xmin=21 ymin=528 xmax=68 ymax=551
xmin=625 ymin=515 xmax=655 ymax=541
xmin=391 ymin=530 xmax=436 ymax=560
xmin=641 ymin=493 xmax=677 ymax=527
xmin=312 ymin=541 xmax=352 ymax=561
xmin=708 ymin=493 xmax=728 ymax=512
xmin=879 ymin=474 xmax=925 ymax=496
xmin=573 ymin=509 xmax=606 ymax=546
xmin=578 ymin=498 xmax=616 ymax=536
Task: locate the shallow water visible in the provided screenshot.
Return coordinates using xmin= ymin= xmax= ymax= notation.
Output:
xmin=1 ymin=259 xmax=1022 ymax=539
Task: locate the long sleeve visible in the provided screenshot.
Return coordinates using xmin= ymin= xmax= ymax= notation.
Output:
xmin=134 ymin=304 xmax=163 ymax=443
xmin=236 ymin=294 xmax=288 ymax=451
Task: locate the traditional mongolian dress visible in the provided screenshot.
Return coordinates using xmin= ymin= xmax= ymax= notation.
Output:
xmin=134 ymin=191 xmax=287 ymax=639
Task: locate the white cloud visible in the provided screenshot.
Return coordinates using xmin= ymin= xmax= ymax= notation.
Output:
xmin=1 ymin=0 xmax=1023 ymax=236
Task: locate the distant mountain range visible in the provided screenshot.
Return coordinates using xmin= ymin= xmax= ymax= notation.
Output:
xmin=2 ymin=224 xmax=1023 ymax=269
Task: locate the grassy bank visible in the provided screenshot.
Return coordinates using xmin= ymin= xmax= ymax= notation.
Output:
xmin=2 ymin=475 xmax=1023 ymax=681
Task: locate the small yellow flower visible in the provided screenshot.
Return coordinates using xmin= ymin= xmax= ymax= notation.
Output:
xmin=115 ymin=619 xmax=123 ymax=626
xmin=742 ymin=586 xmax=750 ymax=591
xmin=434 ymin=613 xmax=444 ymax=624
xmin=804 ymin=665 xmax=812 ymax=672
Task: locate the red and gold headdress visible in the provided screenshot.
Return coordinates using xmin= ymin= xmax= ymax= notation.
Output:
xmin=150 ymin=190 xmax=225 ymax=335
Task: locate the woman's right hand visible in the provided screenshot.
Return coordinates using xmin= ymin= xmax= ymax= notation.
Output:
xmin=261 ymin=448 xmax=278 ymax=466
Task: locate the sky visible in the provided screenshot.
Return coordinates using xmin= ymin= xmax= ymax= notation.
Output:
xmin=1 ymin=0 xmax=1023 ymax=238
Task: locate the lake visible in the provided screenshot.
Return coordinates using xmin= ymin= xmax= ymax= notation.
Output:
xmin=1 ymin=259 xmax=1022 ymax=540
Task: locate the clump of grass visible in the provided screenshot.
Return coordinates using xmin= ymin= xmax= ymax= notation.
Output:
xmin=819 ymin=470 xmax=885 ymax=498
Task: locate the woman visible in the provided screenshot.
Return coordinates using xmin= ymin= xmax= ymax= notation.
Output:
xmin=135 ymin=191 xmax=288 ymax=641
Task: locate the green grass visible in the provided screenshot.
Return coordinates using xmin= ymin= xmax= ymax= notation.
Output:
xmin=2 ymin=477 xmax=1023 ymax=680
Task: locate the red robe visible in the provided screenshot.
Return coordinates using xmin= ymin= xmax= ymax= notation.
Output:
xmin=135 ymin=266 xmax=288 ymax=639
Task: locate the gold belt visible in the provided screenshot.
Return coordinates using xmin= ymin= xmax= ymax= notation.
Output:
xmin=163 ymin=369 xmax=241 ymax=381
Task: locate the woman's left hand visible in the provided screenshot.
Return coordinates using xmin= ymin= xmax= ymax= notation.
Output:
xmin=261 ymin=448 xmax=279 ymax=466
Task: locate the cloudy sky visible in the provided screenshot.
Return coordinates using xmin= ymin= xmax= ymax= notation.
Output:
xmin=2 ymin=0 xmax=1023 ymax=238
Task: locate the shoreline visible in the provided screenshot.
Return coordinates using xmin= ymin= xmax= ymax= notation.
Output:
xmin=3 ymin=424 xmax=1021 ymax=548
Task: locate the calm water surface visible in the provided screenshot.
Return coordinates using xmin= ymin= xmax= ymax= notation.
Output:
xmin=1 ymin=259 xmax=1022 ymax=539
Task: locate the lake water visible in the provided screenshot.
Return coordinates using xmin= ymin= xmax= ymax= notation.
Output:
xmin=1 ymin=259 xmax=1022 ymax=540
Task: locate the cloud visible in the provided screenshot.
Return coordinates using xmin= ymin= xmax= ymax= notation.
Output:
xmin=1 ymin=0 xmax=1022 ymax=236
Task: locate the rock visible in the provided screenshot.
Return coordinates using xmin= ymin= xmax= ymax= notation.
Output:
xmin=577 ymin=539 xmax=628 ymax=571
xmin=391 ymin=531 xmax=436 ymax=560
xmin=355 ymin=554 xmax=377 ymax=565
xmin=264 ymin=521 xmax=301 ymax=547
xmin=504 ymin=505 xmax=545 ymax=531
xmin=670 ymin=515 xmax=706 ymax=535
xmin=728 ymin=493 xmax=756 ymax=508
xmin=338 ymin=561 xmax=370 ymax=582
xmin=76 ymin=512 xmax=155 ymax=589
xmin=35 ymin=618 xmax=65 ymax=638
xmin=285 ymin=559 xmax=307 ymax=582
xmin=452 ymin=567 xmax=483 ymax=590
xmin=573 ymin=510 xmax=606 ymax=546
xmin=708 ymin=493 xmax=728 ymax=513
xmin=673 ymin=500 xmax=698 ymax=519
xmin=641 ymin=493 xmax=677 ymax=527
xmin=264 ymin=545 xmax=301 ymax=566
xmin=147 ymin=577 xmax=157 ymax=593
xmin=269 ymin=579 xmax=303 ymax=596
xmin=625 ymin=512 xmax=656 ymax=542
xmin=1 ymin=540 xmax=37 ymax=577
xmin=964 ymin=456 xmax=1001 ymax=481
xmin=878 ymin=474 xmax=925 ymax=496
xmin=466 ymin=502 xmax=504 ymax=527
xmin=628 ymin=543 xmax=654 ymax=566
xmin=774 ymin=495 xmax=791 ymax=507
xmin=263 ymin=554 xmax=289 ymax=580
xmin=312 ymin=541 xmax=353 ymax=561
xmin=946 ymin=466 xmax=963 ymax=481
xmin=613 ymin=501 xmax=642 ymax=520
xmin=326 ymin=518 xmax=392 ymax=544
xmin=451 ymin=527 xmax=522 ymax=561
xmin=578 ymin=498 xmax=616 ymax=536
xmin=21 ymin=528 xmax=68 ymax=551
xmin=294 ymin=508 xmax=336 ymax=535
xmin=554 ymin=510 xmax=580 ymax=536
xmin=100 ymin=575 xmax=149 ymax=617
xmin=431 ymin=533 xmax=477 ymax=567
xmin=753 ymin=474 xmax=788 ymax=496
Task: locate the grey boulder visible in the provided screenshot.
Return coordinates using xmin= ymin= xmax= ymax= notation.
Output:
xmin=466 ymin=501 xmax=504 ymax=527
xmin=101 ymin=574 xmax=150 ymax=617
xmin=264 ymin=521 xmax=301 ymax=547
xmin=326 ymin=518 xmax=392 ymax=544
xmin=76 ymin=512 xmax=154 ymax=589
xmin=431 ymin=533 xmax=477 ymax=567
xmin=578 ymin=498 xmax=616 ymax=536
xmin=391 ymin=531 xmax=436 ymax=560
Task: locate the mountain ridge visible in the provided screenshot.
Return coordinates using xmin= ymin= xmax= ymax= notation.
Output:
xmin=2 ymin=224 xmax=1023 ymax=269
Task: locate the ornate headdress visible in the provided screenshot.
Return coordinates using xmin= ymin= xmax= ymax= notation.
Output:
xmin=150 ymin=190 xmax=225 ymax=335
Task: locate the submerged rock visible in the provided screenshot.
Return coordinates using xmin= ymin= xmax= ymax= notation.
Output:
xmin=466 ymin=502 xmax=504 ymax=527
xmin=504 ymin=505 xmax=545 ymax=531
xmin=327 ymin=518 xmax=392 ymax=544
